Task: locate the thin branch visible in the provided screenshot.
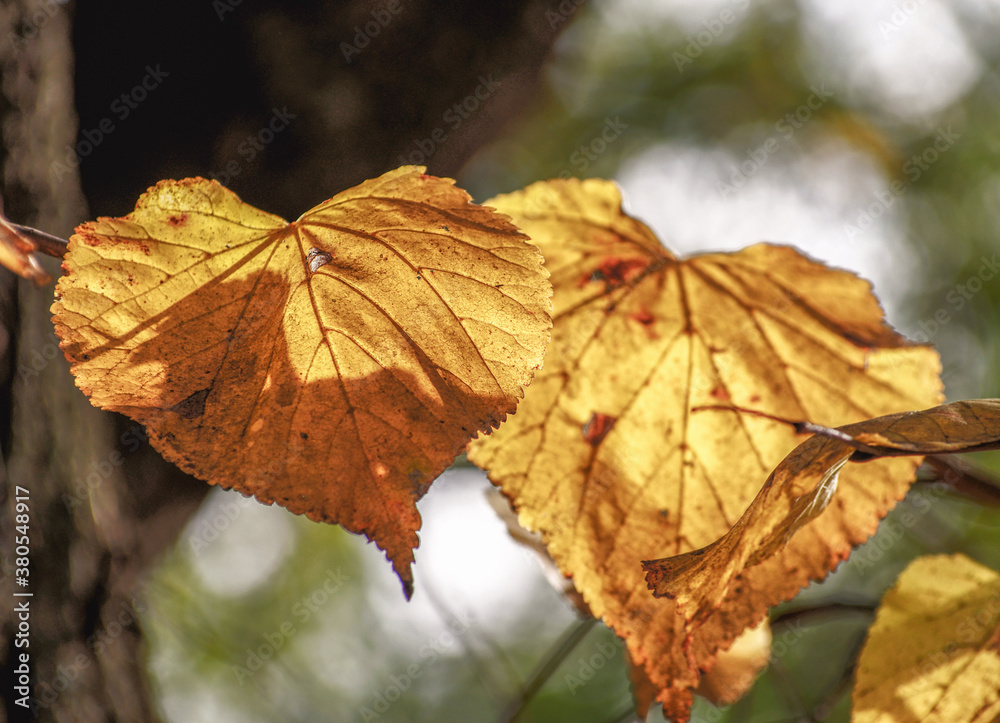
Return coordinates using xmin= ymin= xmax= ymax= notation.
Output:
xmin=691 ymin=404 xmax=887 ymax=456
xmin=496 ymin=616 xmax=599 ymax=723
xmin=420 ymin=574 xmax=510 ymax=707
xmin=0 ymin=210 xmax=70 ymax=286
xmin=922 ymin=454 xmax=1000 ymax=507
xmin=771 ymin=602 xmax=876 ymax=630
xmin=9 ymin=221 xmax=69 ymax=258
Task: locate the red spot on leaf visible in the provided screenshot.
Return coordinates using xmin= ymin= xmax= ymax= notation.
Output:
xmin=749 ymin=394 xmax=761 ymax=404
xmin=710 ymin=386 xmax=731 ymax=402
xmin=168 ymin=214 xmax=189 ymax=227
xmin=630 ymin=306 xmax=654 ymax=326
xmin=579 ymin=257 xmax=649 ymax=289
xmin=83 ymin=231 xmax=150 ymax=255
xmin=629 ymin=305 xmax=659 ymax=339
xmin=583 ymin=412 xmax=616 ymax=447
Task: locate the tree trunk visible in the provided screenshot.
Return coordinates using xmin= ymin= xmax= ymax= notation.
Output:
xmin=0 ymin=1 xmax=568 ymax=720
xmin=0 ymin=3 xmax=210 ymax=721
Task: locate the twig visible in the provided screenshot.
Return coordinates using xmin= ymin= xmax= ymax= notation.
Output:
xmin=496 ymin=616 xmax=598 ymax=723
xmin=421 ymin=575 xmax=510 ymax=707
xmin=691 ymin=404 xmax=887 ymax=457
xmin=770 ymin=602 xmax=877 ymax=630
xmin=922 ymin=454 xmax=1000 ymax=507
xmin=9 ymin=221 xmax=69 ymax=258
xmin=0 ymin=208 xmax=70 ymax=286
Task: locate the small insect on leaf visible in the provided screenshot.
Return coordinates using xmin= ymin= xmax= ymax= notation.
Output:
xmin=306 ymin=247 xmax=333 ymax=274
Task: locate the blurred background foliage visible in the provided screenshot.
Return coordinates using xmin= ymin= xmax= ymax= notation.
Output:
xmin=139 ymin=1 xmax=1000 ymax=721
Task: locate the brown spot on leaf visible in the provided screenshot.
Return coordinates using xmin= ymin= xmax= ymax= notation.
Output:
xmin=583 ymin=412 xmax=616 ymax=447
xmin=579 ymin=257 xmax=649 ymax=289
xmin=170 ymin=388 xmax=210 ymax=419
xmin=629 ymin=305 xmax=659 ymax=339
xmin=630 ymin=306 xmax=655 ymax=326
xmin=168 ymin=214 xmax=188 ymax=227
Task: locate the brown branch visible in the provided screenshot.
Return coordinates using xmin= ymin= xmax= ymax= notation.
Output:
xmin=922 ymin=454 xmax=1000 ymax=507
xmin=9 ymin=221 xmax=69 ymax=258
xmin=495 ymin=616 xmax=599 ymax=723
xmin=0 ymin=214 xmax=69 ymax=286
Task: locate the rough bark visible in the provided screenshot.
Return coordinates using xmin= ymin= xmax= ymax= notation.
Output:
xmin=0 ymin=3 xmax=208 ymax=722
xmin=0 ymin=1 xmax=568 ymax=720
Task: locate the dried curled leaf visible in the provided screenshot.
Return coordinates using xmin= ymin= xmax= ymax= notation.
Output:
xmin=853 ymin=553 xmax=1000 ymax=723
xmin=0 ymin=214 xmax=53 ymax=285
xmin=644 ymin=399 xmax=1000 ymax=624
xmin=468 ymin=178 xmax=941 ymax=720
xmin=52 ymin=167 xmax=551 ymax=597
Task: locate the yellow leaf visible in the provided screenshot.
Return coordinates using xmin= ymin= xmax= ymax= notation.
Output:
xmin=644 ymin=399 xmax=1000 ymax=624
xmin=853 ymin=553 xmax=1000 ymax=723
xmin=695 ymin=620 xmax=772 ymax=707
xmin=468 ymin=178 xmax=941 ymax=719
xmin=51 ymin=167 xmax=551 ymax=597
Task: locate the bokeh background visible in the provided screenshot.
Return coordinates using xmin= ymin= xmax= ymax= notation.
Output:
xmin=139 ymin=1 xmax=1000 ymax=721
xmin=7 ymin=0 xmax=1000 ymax=721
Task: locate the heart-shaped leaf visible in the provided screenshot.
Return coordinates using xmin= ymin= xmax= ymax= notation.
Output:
xmin=468 ymin=177 xmax=941 ymax=719
xmin=52 ymin=167 xmax=551 ymax=597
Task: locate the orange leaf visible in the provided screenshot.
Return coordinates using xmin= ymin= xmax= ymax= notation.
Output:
xmin=853 ymin=553 xmax=1000 ymax=723
xmin=644 ymin=399 xmax=1000 ymax=625
xmin=467 ymin=178 xmax=942 ymax=719
xmin=51 ymin=167 xmax=551 ymax=597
